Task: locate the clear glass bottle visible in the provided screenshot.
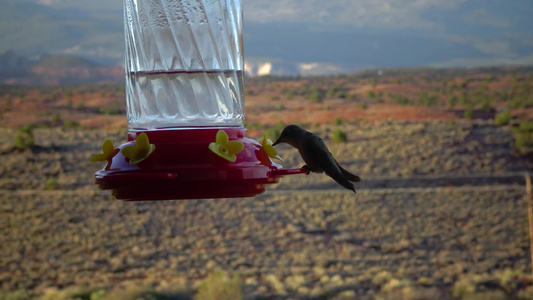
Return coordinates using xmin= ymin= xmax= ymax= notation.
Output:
xmin=123 ymin=0 xmax=244 ymax=130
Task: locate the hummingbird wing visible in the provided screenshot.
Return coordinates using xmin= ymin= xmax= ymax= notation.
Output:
xmin=301 ymin=134 xmax=356 ymax=192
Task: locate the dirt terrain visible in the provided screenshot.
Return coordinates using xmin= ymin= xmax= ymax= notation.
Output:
xmin=1 ymin=67 xmax=533 ymax=299
xmin=1 ymin=66 xmax=532 ymax=130
xmin=0 ymin=120 xmax=532 ymax=299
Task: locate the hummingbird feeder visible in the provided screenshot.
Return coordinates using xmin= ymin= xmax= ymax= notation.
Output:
xmin=93 ymin=0 xmax=305 ymax=200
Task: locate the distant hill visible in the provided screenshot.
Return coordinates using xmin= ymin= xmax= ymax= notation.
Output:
xmin=3 ymin=0 xmax=533 ymax=76
xmin=36 ymin=55 xmax=100 ymax=69
xmin=0 ymin=53 xmax=124 ymax=86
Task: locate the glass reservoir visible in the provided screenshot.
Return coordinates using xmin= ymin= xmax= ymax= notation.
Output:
xmin=124 ymin=0 xmax=244 ymax=129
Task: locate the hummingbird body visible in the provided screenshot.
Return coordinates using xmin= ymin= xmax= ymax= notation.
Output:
xmin=273 ymin=124 xmax=360 ymax=193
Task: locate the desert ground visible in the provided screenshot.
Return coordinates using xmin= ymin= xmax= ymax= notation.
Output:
xmin=1 ymin=119 xmax=532 ymax=299
xmin=1 ymin=67 xmax=533 ymax=299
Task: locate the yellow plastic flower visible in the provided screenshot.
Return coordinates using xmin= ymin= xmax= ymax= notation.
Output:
xmin=208 ymin=130 xmax=244 ymax=162
xmin=262 ymin=134 xmax=283 ymax=162
xmin=90 ymin=139 xmax=120 ymax=170
xmin=121 ymin=132 xmax=156 ymax=165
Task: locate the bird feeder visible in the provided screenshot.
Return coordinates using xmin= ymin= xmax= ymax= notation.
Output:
xmin=94 ymin=0 xmax=305 ymax=200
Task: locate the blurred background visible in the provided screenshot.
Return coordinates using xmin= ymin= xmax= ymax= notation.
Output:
xmin=1 ymin=1 xmax=533 ymax=299
xmin=1 ymin=0 xmax=533 ymax=77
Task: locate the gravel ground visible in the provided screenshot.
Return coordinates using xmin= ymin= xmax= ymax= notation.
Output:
xmin=0 ymin=121 xmax=532 ymax=299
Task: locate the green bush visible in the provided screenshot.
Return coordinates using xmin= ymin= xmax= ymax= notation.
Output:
xmin=64 ymin=120 xmax=81 ymax=128
xmin=14 ymin=126 xmax=35 ymax=151
xmin=494 ymin=110 xmax=511 ymax=126
xmin=76 ymin=103 xmax=86 ymax=111
xmin=333 ymin=117 xmax=344 ymax=126
xmin=331 ymin=129 xmax=347 ymax=143
xmin=45 ymin=177 xmax=58 ymax=190
xmin=40 ymin=286 xmax=106 ymax=300
xmin=452 ymin=278 xmax=476 ymax=299
xmin=481 ymin=99 xmax=495 ymax=113
xmin=447 ymin=96 xmax=458 ymax=109
xmin=326 ymin=83 xmax=348 ymax=99
xmin=263 ymin=122 xmax=286 ymax=141
xmin=39 ymin=285 xmax=191 ymax=300
xmin=51 ymin=113 xmax=62 ymax=125
xmin=518 ymin=286 xmax=533 ymax=299
xmin=513 ymin=119 xmax=533 ymax=154
xmin=0 ymin=289 xmax=32 ymax=300
xmin=99 ymin=106 xmax=121 ymax=115
xmin=196 ymin=271 xmax=243 ymax=300
xmin=376 ymin=91 xmax=384 ymax=103
xmin=393 ymin=94 xmax=411 ymax=106
xmin=459 ymin=93 xmax=470 ymax=106
xmin=306 ymin=86 xmax=325 ymax=103
xmin=463 ymin=108 xmax=474 ymax=120
xmin=417 ymin=92 xmax=439 ymax=107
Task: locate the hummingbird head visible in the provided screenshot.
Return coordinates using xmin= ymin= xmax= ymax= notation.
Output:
xmin=272 ymin=124 xmax=305 ymax=147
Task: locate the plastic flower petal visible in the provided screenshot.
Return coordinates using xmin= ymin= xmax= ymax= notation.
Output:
xmin=261 ymin=133 xmax=283 ymax=162
xmin=91 ymin=139 xmax=120 ymax=170
xmin=121 ymin=132 xmax=156 ymax=165
xmin=208 ymin=130 xmax=244 ymax=162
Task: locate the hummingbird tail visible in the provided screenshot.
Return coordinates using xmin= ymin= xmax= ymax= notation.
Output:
xmin=332 ymin=176 xmax=356 ymax=193
xmin=336 ymin=162 xmax=361 ymax=182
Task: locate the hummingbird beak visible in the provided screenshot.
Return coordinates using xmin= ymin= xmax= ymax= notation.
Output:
xmin=272 ymin=137 xmax=281 ymax=146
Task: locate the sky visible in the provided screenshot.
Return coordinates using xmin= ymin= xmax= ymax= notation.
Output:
xmin=2 ymin=0 xmax=533 ymax=72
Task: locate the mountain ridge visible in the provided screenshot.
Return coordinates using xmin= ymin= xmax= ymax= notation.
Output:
xmin=0 ymin=51 xmax=353 ymax=84
xmin=0 ymin=53 xmax=124 ymax=86
xmin=2 ymin=0 xmax=533 ymax=74
xmin=3 ymin=51 xmax=533 ymax=86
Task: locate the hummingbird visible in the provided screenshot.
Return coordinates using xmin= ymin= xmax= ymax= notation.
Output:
xmin=272 ymin=124 xmax=360 ymax=193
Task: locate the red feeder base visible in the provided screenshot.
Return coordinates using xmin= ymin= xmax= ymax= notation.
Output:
xmin=94 ymin=128 xmax=305 ymax=200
